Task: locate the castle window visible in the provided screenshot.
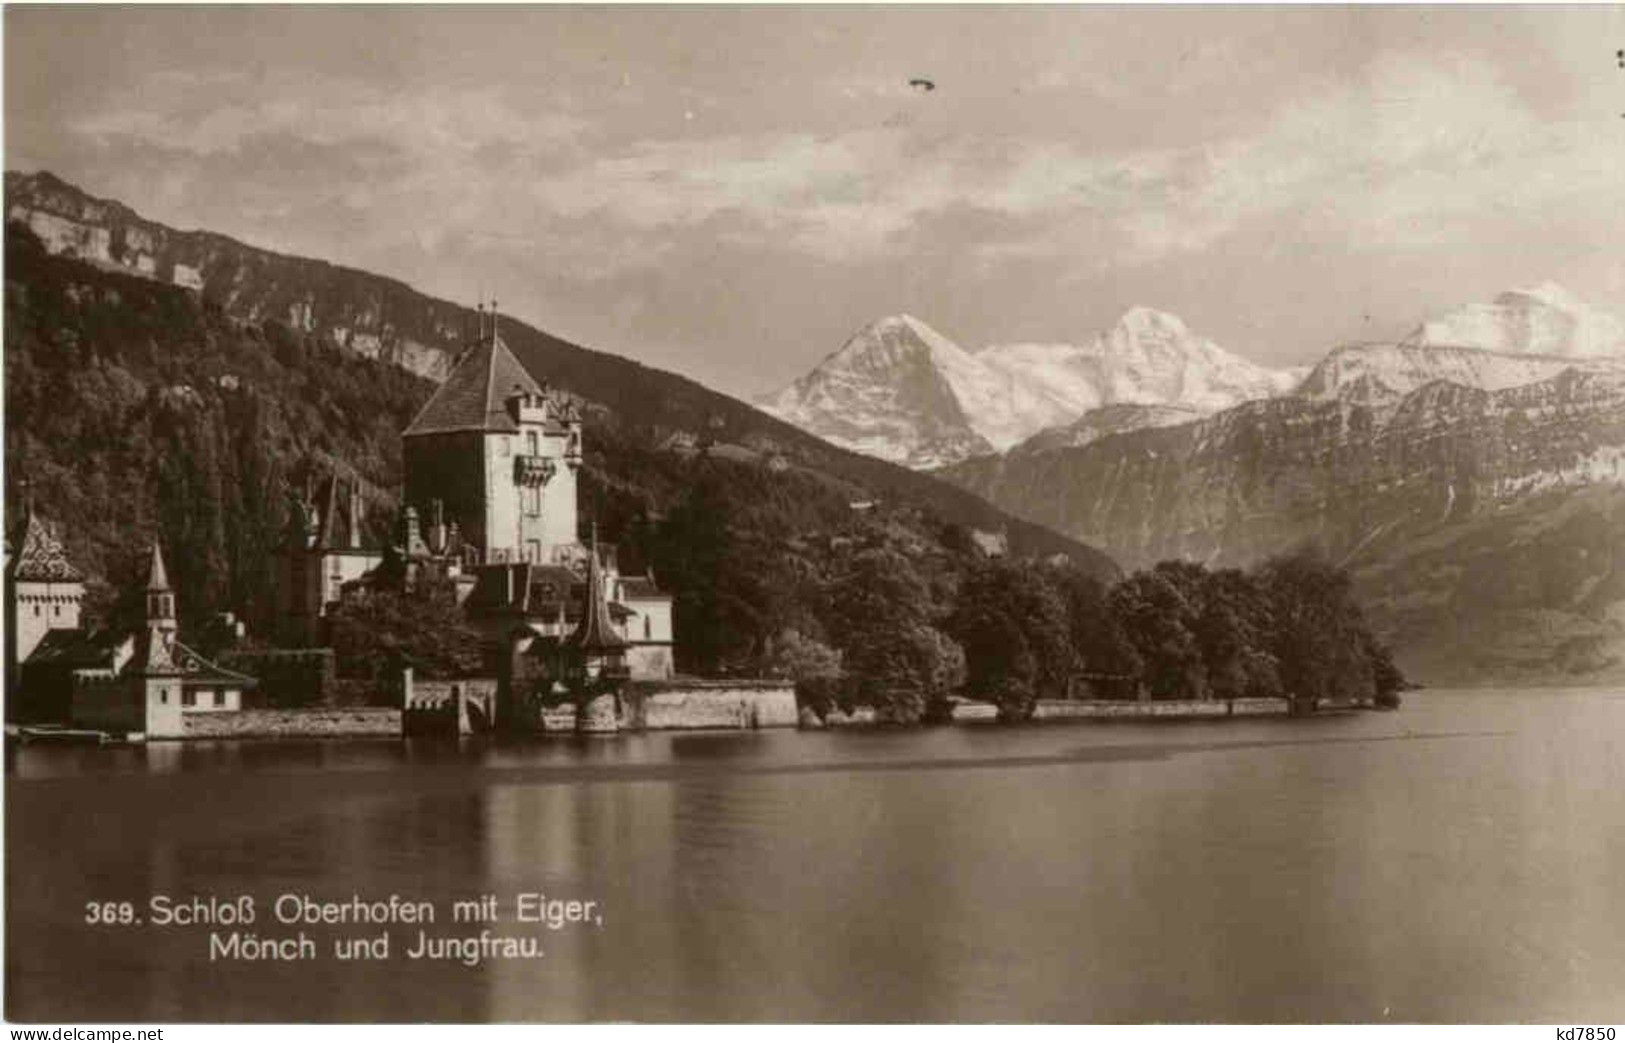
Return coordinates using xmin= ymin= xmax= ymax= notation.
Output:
xmin=644 ymin=617 xmax=651 ymax=640
xmin=33 ymin=606 xmax=40 ymax=617
xmin=182 ymin=689 xmax=196 ymax=708
xmin=525 ymin=486 xmax=541 ymax=517
xmin=527 ymin=431 xmax=538 ymax=455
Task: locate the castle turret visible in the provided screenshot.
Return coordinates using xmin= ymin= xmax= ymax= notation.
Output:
xmin=400 ymin=505 xmax=429 ymax=559
xmin=349 ymin=480 xmax=364 ymax=550
xmin=316 ymin=475 xmax=342 ymax=549
xmin=430 ymin=499 xmax=448 ymax=555
xmin=567 ymin=527 xmax=629 ymax=677
xmin=276 ymin=471 xmax=386 ymax=646
xmin=5 ymin=510 xmax=87 ymax=697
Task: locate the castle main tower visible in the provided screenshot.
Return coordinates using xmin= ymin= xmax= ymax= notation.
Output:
xmin=401 ymin=315 xmax=583 ymax=565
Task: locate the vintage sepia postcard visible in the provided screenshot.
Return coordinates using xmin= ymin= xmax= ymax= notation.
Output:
xmin=4 ymin=3 xmax=1624 ymax=1028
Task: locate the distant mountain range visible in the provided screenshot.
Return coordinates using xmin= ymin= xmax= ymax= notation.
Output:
xmin=759 ymin=309 xmax=1301 ymax=468
xmin=762 ymin=283 xmax=1625 ymax=470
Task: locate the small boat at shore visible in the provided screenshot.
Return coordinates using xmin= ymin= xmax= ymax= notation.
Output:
xmin=9 ymin=724 xmax=119 ymax=745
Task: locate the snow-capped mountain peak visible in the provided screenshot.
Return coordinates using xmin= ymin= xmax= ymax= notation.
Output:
xmin=1113 ymin=305 xmax=1191 ymax=336
xmin=1402 ymin=282 xmax=1625 ymax=359
xmin=761 ymin=308 xmax=1300 ymax=469
xmin=1300 ymin=285 xmax=1625 ymax=405
xmin=757 ymin=315 xmax=996 ymax=470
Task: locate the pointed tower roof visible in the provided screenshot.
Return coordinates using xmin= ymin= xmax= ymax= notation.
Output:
xmin=9 ymin=513 xmax=85 ymax=583
xmin=568 ymin=528 xmax=628 ymax=653
xmin=315 ymin=474 xmax=342 ymax=548
xmin=402 ymin=333 xmax=544 ymax=437
xmin=146 ymin=543 xmax=171 ymax=592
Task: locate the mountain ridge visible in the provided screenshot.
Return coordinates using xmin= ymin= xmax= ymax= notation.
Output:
xmin=938 ymin=364 xmax=1625 ymax=684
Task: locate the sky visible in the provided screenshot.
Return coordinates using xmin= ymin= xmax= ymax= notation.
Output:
xmin=6 ymin=4 xmax=1625 ymax=399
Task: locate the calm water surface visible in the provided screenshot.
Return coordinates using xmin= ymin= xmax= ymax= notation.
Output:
xmin=7 ymin=688 xmax=1625 ymax=1022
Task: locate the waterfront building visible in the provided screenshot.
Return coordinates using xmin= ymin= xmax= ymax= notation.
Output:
xmin=10 ymin=537 xmax=254 ymax=737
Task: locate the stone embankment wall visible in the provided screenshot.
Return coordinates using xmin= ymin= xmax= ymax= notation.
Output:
xmin=1030 ymin=698 xmax=1292 ymax=720
xmin=627 ymin=681 xmax=799 ymax=731
xmin=182 ymin=708 xmax=400 ymax=739
xmin=527 ymin=682 xmax=801 ymax=733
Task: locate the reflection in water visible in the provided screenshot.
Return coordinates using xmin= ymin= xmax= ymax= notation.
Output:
xmin=8 ymin=689 xmax=1625 ymax=1022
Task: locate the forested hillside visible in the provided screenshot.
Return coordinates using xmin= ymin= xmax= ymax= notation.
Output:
xmin=4 ymin=221 xmax=426 ymax=626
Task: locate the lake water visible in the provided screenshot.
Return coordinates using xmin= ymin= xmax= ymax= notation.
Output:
xmin=7 ymin=687 xmax=1625 ymax=1023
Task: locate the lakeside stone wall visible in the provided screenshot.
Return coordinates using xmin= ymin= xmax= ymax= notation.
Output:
xmin=182 ymin=707 xmax=400 ymax=739
xmin=629 ymin=680 xmax=799 ymax=730
xmin=170 ymin=693 xmax=1319 ymax=739
xmin=1031 ymin=698 xmax=1292 ymax=720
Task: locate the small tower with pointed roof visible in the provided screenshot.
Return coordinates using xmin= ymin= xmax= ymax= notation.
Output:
xmin=275 ymin=472 xmax=384 ymax=645
xmin=145 ymin=542 xmax=176 ymax=635
xmin=131 ymin=543 xmax=185 ymax=735
xmin=566 ymin=526 xmax=630 ymax=680
xmin=5 ymin=510 xmax=87 ymax=694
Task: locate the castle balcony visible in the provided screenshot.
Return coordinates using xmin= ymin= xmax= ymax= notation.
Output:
xmin=514 ymin=455 xmax=557 ymax=487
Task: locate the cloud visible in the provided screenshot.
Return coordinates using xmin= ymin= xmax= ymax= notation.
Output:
xmin=1122 ymin=55 xmax=1624 ymax=256
xmin=51 ymin=47 xmax=1625 ymax=296
xmin=497 ymin=50 xmax=1620 ymax=277
xmin=69 ymin=71 xmax=588 ymax=163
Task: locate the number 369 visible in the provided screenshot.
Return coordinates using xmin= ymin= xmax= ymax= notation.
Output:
xmin=84 ymin=900 xmax=138 ymax=925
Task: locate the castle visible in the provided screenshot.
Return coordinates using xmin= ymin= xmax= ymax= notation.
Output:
xmin=3 ymin=311 xmax=676 ymax=738
xmin=278 ymin=311 xmax=675 ymax=681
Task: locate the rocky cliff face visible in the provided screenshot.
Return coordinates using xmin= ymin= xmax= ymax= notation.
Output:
xmin=940 ymin=369 xmax=1625 ymax=683
xmin=1008 ymin=403 xmax=1207 ymax=456
xmin=760 ymin=307 xmax=1299 ymax=469
xmin=6 ymin=170 xmax=462 ymax=380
